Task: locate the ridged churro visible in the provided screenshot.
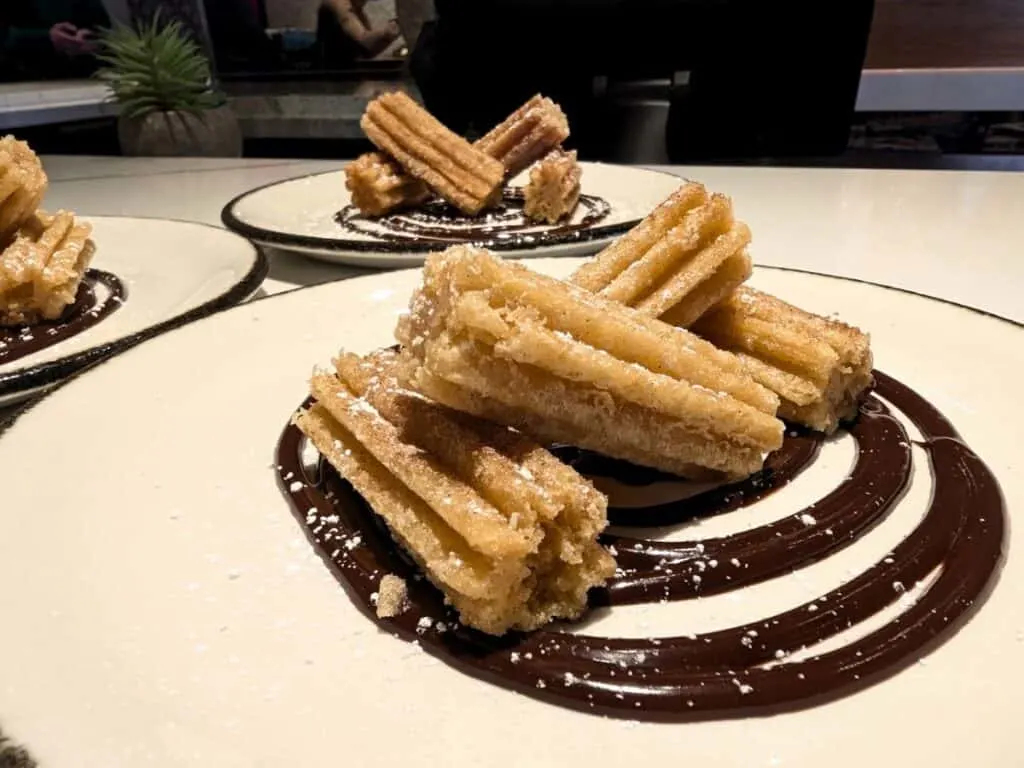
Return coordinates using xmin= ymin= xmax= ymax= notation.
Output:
xmin=570 ymin=183 xmax=752 ymax=327
xmin=344 ymin=152 xmax=429 ymax=216
xmin=0 ymin=136 xmax=47 ymax=244
xmin=693 ymin=287 xmax=873 ymax=433
xmin=294 ymin=347 xmax=614 ymax=635
xmin=361 ymin=91 xmax=504 ymax=215
xmin=396 ymin=246 xmax=784 ymax=480
xmin=523 ymin=149 xmax=581 ymax=224
xmin=475 ymin=95 xmax=570 ymax=178
xmin=0 ymin=210 xmax=94 ymax=326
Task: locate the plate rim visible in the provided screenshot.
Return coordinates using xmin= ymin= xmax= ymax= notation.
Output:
xmin=3 ymin=262 xmax=1019 ymax=437
xmin=0 ymin=214 xmax=268 ymax=399
xmin=219 ymin=164 xmax=685 ymax=255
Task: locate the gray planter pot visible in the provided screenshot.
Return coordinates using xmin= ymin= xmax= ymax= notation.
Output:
xmin=118 ymin=105 xmax=243 ymax=157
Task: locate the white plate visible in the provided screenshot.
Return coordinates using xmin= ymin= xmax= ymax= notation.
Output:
xmin=0 ymin=260 xmax=1020 ymax=768
xmin=221 ymin=163 xmax=684 ymax=268
xmin=0 ymin=216 xmax=267 ymax=408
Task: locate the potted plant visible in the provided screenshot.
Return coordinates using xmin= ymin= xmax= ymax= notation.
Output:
xmin=95 ymin=14 xmax=242 ymax=157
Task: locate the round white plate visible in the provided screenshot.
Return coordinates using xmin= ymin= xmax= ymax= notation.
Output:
xmin=0 ymin=216 xmax=267 ymax=408
xmin=221 ymin=163 xmax=684 ymax=268
xmin=0 ymin=260 xmax=1020 ymax=768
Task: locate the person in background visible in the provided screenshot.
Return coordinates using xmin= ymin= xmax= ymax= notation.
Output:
xmin=0 ymin=0 xmax=110 ymax=80
xmin=317 ymin=0 xmax=400 ymax=69
xmin=410 ymin=0 xmax=623 ymax=149
xmin=204 ymin=0 xmax=281 ymax=73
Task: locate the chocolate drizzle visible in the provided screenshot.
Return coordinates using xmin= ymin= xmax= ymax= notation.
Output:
xmin=0 ymin=270 xmax=126 ymax=366
xmin=276 ymin=371 xmax=1005 ymax=720
xmin=335 ymin=188 xmax=613 ymax=247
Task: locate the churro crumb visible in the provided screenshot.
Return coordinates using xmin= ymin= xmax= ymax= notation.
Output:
xmin=375 ymin=573 xmax=409 ymax=618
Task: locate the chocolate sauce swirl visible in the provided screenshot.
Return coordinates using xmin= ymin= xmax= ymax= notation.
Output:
xmin=335 ymin=189 xmax=614 ymax=247
xmin=276 ymin=372 xmax=1005 ymax=719
xmin=0 ymin=270 xmax=126 ymax=366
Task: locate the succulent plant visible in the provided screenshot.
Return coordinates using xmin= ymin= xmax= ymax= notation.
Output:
xmin=95 ymin=13 xmax=224 ymax=119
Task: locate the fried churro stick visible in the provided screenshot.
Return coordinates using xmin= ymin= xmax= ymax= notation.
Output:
xmin=0 ymin=136 xmax=48 ymax=244
xmin=344 ymin=152 xmax=429 ymax=216
xmin=475 ymin=94 xmax=570 ymax=178
xmin=523 ymin=149 xmax=581 ymax=224
xmin=294 ymin=347 xmax=614 ymax=635
xmin=397 ymin=247 xmax=783 ymax=480
xmin=361 ymin=91 xmax=504 ymax=215
xmin=0 ymin=210 xmax=94 ymax=326
xmin=692 ymin=287 xmax=873 ymax=433
xmin=570 ymin=183 xmax=752 ymax=327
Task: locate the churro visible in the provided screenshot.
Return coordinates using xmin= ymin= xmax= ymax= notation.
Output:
xmin=0 ymin=210 xmax=94 ymax=326
xmin=0 ymin=136 xmax=47 ymax=244
xmin=396 ymin=246 xmax=783 ymax=480
xmin=361 ymin=91 xmax=504 ymax=215
xmin=344 ymin=152 xmax=430 ymax=216
xmin=570 ymin=183 xmax=752 ymax=327
xmin=294 ymin=347 xmax=614 ymax=635
xmin=523 ymin=149 xmax=581 ymax=224
xmin=693 ymin=287 xmax=873 ymax=433
xmin=475 ymin=95 xmax=570 ymax=178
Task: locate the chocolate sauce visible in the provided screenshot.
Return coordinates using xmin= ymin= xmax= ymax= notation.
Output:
xmin=0 ymin=270 xmax=126 ymax=366
xmin=335 ymin=189 xmax=613 ymax=247
xmin=276 ymin=371 xmax=1005 ymax=719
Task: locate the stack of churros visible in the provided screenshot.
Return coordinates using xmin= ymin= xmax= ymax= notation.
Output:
xmin=0 ymin=137 xmax=94 ymax=327
xmin=346 ymin=92 xmax=576 ymax=219
xmin=395 ymin=246 xmax=784 ymax=480
xmin=299 ymin=169 xmax=877 ymax=634
xmin=571 ymin=183 xmax=874 ymax=433
xmin=294 ymin=348 xmax=615 ymax=635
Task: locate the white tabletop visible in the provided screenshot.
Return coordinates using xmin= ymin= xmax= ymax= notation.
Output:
xmin=38 ymin=155 xmax=1024 ymax=324
xmin=0 ymin=81 xmax=116 ymax=130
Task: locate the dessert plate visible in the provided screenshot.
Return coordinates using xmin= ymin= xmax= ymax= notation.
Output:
xmin=0 ymin=216 xmax=267 ymax=408
xmin=220 ymin=163 xmax=683 ymax=269
xmin=0 ymin=261 xmax=1020 ymax=768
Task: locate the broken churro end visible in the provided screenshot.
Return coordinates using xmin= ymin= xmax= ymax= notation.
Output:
xmin=345 ymin=152 xmax=430 ymax=216
xmin=375 ymin=574 xmax=409 ymax=618
xmin=523 ymin=149 xmax=581 ymax=224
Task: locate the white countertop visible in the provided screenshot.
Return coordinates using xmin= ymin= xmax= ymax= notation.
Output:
xmin=38 ymin=155 xmax=1024 ymax=324
xmin=0 ymin=81 xmax=117 ymax=130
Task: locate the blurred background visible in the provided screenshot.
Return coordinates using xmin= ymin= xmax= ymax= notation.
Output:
xmin=2 ymin=0 xmax=1022 ymax=168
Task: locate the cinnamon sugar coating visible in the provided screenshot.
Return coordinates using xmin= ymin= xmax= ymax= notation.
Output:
xmin=396 ymin=246 xmax=783 ymax=480
xmin=294 ymin=347 xmax=614 ymax=635
xmin=0 ymin=210 xmax=94 ymax=326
